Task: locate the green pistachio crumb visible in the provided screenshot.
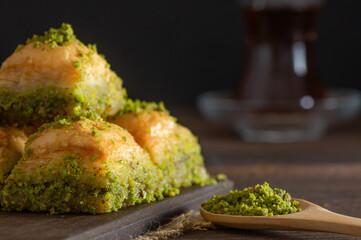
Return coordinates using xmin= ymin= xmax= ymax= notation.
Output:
xmin=115 ymin=99 xmax=168 ymax=116
xmin=91 ymin=130 xmax=101 ymax=137
xmin=90 ymin=154 xmax=98 ymax=162
xmin=216 ymin=174 xmax=227 ymax=180
xmin=87 ymin=43 xmax=98 ymax=53
xmin=33 ymin=41 xmax=40 ymax=48
xmin=62 ymin=154 xmax=76 ymax=160
xmin=77 ymin=50 xmax=84 ymax=57
xmin=202 ymin=182 xmax=301 ymax=216
xmin=72 ymin=60 xmax=82 ymax=69
xmin=26 ymin=23 xmax=77 ymax=47
xmin=15 ymin=44 xmax=24 ymax=52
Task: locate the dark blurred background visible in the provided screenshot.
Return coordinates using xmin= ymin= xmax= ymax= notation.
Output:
xmin=1 ymin=0 xmax=360 ymax=106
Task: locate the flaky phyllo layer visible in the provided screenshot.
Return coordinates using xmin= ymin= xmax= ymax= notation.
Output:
xmin=0 ymin=23 xmax=126 ymax=126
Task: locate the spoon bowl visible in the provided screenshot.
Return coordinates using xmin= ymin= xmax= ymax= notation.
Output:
xmin=200 ymin=198 xmax=361 ymax=237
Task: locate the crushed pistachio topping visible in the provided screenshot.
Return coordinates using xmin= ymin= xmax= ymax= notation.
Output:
xmin=115 ymin=99 xmax=168 ymax=117
xmin=72 ymin=60 xmax=82 ymax=69
xmin=15 ymin=44 xmax=24 ymax=52
xmin=14 ymin=23 xmax=101 ymax=55
xmin=202 ymin=182 xmax=301 ymax=216
xmin=216 ymin=174 xmax=227 ymax=181
xmin=77 ymin=50 xmax=85 ymax=57
xmin=87 ymin=44 xmax=98 ymax=53
xmin=26 ymin=23 xmax=77 ymax=47
xmin=91 ymin=130 xmax=101 ymax=137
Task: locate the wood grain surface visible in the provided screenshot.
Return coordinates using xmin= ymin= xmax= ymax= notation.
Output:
xmin=0 ymin=180 xmax=233 ymax=240
xmin=172 ymin=106 xmax=361 ymax=240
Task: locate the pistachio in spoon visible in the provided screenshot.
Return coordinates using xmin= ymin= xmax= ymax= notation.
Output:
xmin=201 ymin=182 xmax=301 ymax=216
xmin=200 ymin=182 xmax=361 ymax=237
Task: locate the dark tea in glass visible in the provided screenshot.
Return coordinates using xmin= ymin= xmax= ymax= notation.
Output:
xmin=235 ymin=0 xmax=325 ymax=102
xmin=198 ymin=0 xmax=361 ymax=143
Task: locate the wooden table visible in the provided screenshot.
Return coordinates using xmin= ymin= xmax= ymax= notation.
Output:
xmin=171 ymin=106 xmax=361 ymax=240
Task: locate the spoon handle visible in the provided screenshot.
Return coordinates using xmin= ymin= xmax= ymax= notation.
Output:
xmin=292 ymin=207 xmax=361 ymax=237
xmin=200 ymin=200 xmax=361 ymax=237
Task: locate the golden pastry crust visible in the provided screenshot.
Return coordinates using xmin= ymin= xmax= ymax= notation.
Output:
xmin=111 ymin=110 xmax=214 ymax=191
xmin=113 ymin=111 xmax=176 ymax=164
xmin=0 ymin=127 xmax=27 ymax=181
xmin=1 ymin=42 xmax=115 ymax=93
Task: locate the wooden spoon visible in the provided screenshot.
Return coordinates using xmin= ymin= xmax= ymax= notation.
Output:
xmin=200 ymin=198 xmax=361 ymax=237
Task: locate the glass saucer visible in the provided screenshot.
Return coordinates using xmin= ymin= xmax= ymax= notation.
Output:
xmin=197 ymin=89 xmax=361 ymax=143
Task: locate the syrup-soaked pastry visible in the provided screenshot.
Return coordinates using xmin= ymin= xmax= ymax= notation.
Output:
xmin=110 ymin=100 xmax=215 ymax=196
xmin=1 ymin=118 xmax=165 ymax=214
xmin=0 ymin=23 xmax=126 ymax=126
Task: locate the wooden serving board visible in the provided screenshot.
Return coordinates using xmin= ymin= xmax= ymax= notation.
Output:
xmin=0 ymin=180 xmax=233 ymax=240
